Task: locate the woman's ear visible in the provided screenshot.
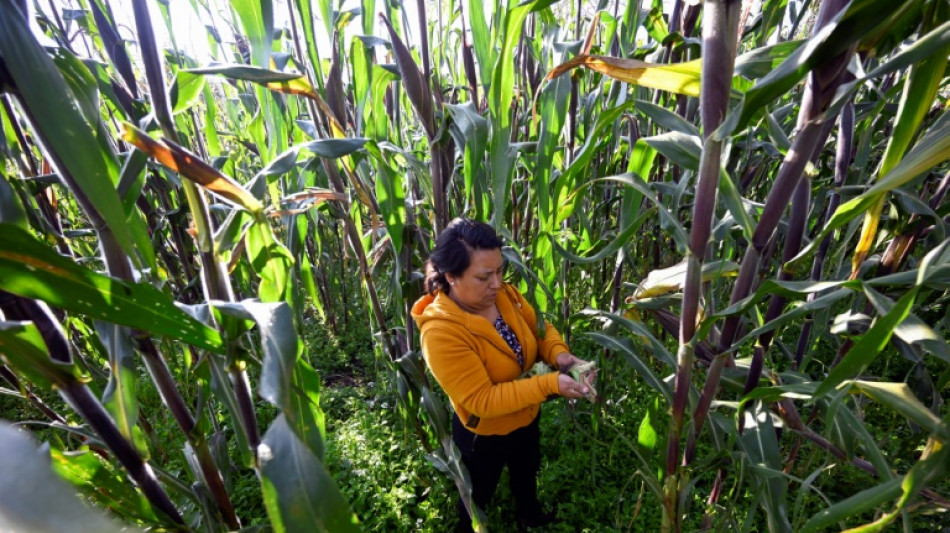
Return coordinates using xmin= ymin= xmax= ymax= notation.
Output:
xmin=445 ymin=273 xmax=456 ymax=286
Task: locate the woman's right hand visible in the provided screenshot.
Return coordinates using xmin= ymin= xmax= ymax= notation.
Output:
xmin=558 ymin=373 xmax=589 ymax=399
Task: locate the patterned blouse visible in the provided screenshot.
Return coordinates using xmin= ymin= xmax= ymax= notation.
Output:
xmin=494 ymin=314 xmax=524 ymax=369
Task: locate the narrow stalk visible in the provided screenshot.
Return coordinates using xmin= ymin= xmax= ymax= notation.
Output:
xmin=668 ymin=0 xmax=740 ymax=472
xmin=795 ymin=100 xmax=854 ymax=368
xmin=415 ymin=0 xmax=431 ymax=81
xmin=65 ymin=382 xmax=184 ymax=524
xmin=290 ymin=11 xmax=400 ymax=361
xmin=736 ymin=116 xmax=834 ymax=413
xmin=44 ymin=0 xmax=74 ymax=52
xmin=665 ymin=2 xmax=741 ymax=531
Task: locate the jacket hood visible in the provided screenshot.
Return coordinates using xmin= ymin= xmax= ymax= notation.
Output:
xmin=411 ymin=291 xmax=469 ymax=329
xmin=411 ymin=283 xmax=535 ymax=349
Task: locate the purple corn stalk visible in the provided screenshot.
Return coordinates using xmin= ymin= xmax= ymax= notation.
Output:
xmin=794 ymin=99 xmax=855 ymax=368
xmin=737 ymin=116 xmax=835 ymax=411
xmin=664 ymin=1 xmax=741 ymax=531
xmin=684 ymin=0 xmax=855 ymax=466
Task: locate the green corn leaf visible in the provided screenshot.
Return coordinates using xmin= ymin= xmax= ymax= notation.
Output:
xmin=730 ymin=289 xmax=852 ymax=352
xmin=204 ymin=353 xmax=256 ymax=469
xmin=0 ymin=424 xmax=129 ymax=533
xmin=532 ymin=72 xmax=571 ymax=229
xmin=0 ymin=321 xmax=84 ymax=390
xmin=467 ymin=0 xmax=493 ymax=91
xmin=737 ymin=0 xmax=919 ymax=130
xmin=587 ymin=332 xmax=672 ymax=403
xmin=96 ymin=321 xmax=147 ymax=458
xmin=737 ymin=402 xmax=793 ymax=533
xmin=638 ymin=396 xmax=662 ymax=452
xmin=260 ymin=415 xmax=360 ymax=533
xmin=554 ymin=102 xmax=637 ymax=223
xmin=814 ymin=287 xmax=918 ymax=398
xmin=546 ymin=207 xmax=651 ymax=265
xmin=171 ymin=70 xmax=206 ymax=114
xmin=788 ymin=108 xmax=950 ymax=272
xmin=633 ymin=99 xmax=700 ymax=136
xmin=421 ymin=386 xmax=451 ymax=439
xmin=488 ymin=0 xmax=552 ymax=224
xmin=586 ymin=174 xmax=689 ymax=253
xmin=849 ymin=381 xmax=948 ymax=442
xmin=641 ymin=131 xmax=702 ymax=170
xmin=831 ymin=404 xmax=893 ymax=480
xmin=446 ymin=102 xmax=490 ymax=209
xmin=230 ymin=0 xmax=272 ymax=68
xmin=865 ymin=107 xmax=950 ymax=198
xmin=246 ymin=219 xmax=294 ymax=303
xmin=214 ymin=300 xmax=325 ymax=459
xmin=350 ymin=35 xmax=373 ymax=115
xmin=292 ymin=0 xmax=324 ymax=91
xmin=50 ymin=447 xmax=157 ymax=523
xmin=826 ymin=18 xmax=950 ymax=118
xmin=0 ymin=171 xmax=27 ymax=230
xmin=288 ymin=358 xmax=327 ymax=461
xmin=582 ymin=309 xmax=677 ymax=369
xmin=116 ymin=150 xmax=149 ymax=214
xmin=879 ymin=4 xmax=948 ymax=178
xmin=864 ymin=284 xmax=950 ymax=364
xmin=0 ymin=224 xmax=224 ymax=353
xmin=365 ymin=141 xmax=405 ymax=253
xmin=851 ymin=2 xmax=949 ymax=276
xmin=800 ymin=477 xmax=903 ymax=533
xmin=0 ymin=3 xmax=134 ymax=258
xmin=756 ymin=1 xmax=791 ymax=47
xmin=718 ymin=166 xmax=757 ymax=244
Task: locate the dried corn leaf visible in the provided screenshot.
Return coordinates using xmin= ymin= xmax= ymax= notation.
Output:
xmin=546 ymin=55 xmax=702 ymax=97
xmin=121 ymin=123 xmax=264 ymax=216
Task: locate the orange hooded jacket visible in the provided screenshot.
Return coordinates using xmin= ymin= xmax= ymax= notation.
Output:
xmin=411 ymin=283 xmax=569 ymax=436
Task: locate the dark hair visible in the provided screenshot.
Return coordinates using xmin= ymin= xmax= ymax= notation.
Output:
xmin=425 ymin=218 xmax=503 ymax=295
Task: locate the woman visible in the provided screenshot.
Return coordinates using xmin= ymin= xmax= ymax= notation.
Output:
xmin=411 ymin=218 xmax=590 ymax=531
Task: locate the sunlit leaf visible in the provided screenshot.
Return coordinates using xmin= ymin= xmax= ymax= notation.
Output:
xmin=814 ymin=287 xmax=918 ymax=398
xmin=849 ymin=381 xmax=948 ymax=442
xmin=635 ymin=260 xmax=740 ymax=299
xmin=121 ymin=123 xmax=265 ymax=216
xmin=0 ymin=224 xmax=224 ymax=353
xmin=0 ymin=424 xmax=129 ymax=533
xmin=260 ymin=415 xmax=360 ymax=533
xmin=547 ymin=55 xmax=702 ymax=97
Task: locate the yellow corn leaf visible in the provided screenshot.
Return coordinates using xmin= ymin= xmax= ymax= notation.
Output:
xmin=850 ymin=195 xmax=885 ymax=278
xmin=271 ymin=189 xmax=347 ymax=216
xmin=120 ymin=123 xmax=264 ymax=217
xmin=546 ymin=55 xmax=702 ymax=97
xmin=280 ymin=189 xmax=347 ymax=205
xmin=265 ymin=77 xmax=318 ymax=99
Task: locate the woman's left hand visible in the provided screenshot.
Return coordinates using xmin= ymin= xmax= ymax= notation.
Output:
xmin=555 ymin=352 xmax=588 ymax=372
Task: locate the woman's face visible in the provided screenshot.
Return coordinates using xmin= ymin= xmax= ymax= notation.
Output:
xmin=446 ymin=247 xmax=504 ymax=313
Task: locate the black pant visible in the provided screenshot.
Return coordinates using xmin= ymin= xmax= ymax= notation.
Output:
xmin=452 ymin=412 xmax=543 ymax=531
